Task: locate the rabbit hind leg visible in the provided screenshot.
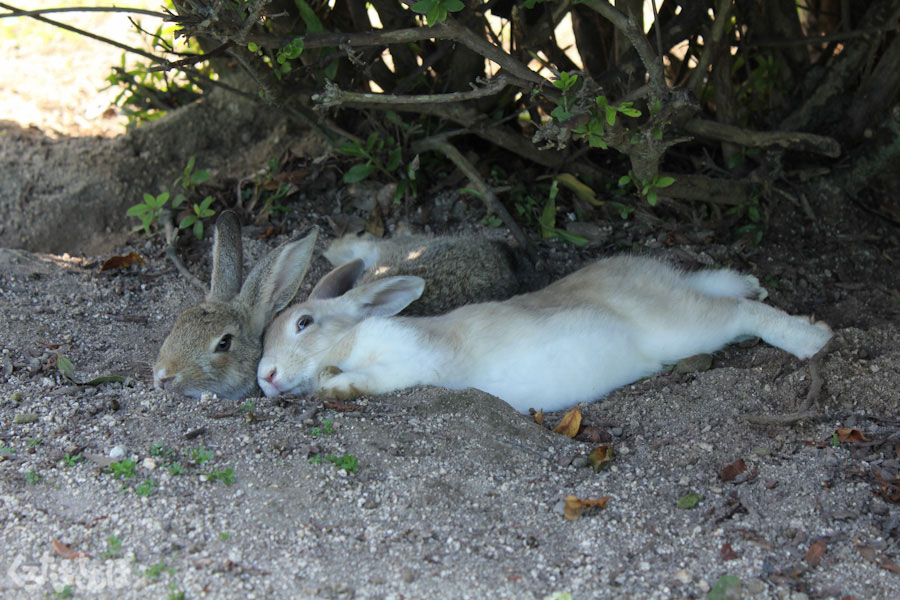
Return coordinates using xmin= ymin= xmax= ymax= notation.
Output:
xmin=736 ymin=300 xmax=832 ymax=359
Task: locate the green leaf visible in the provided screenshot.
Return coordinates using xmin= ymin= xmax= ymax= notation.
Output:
xmin=365 ymin=132 xmax=379 ymax=153
xmin=338 ymin=141 xmax=366 ymax=157
xmin=172 ymin=193 xmax=186 ymax=208
xmin=342 ymin=163 xmax=376 ymax=183
xmin=179 ymin=215 xmax=197 ymax=229
xmin=552 ymin=228 xmax=589 ymax=246
xmin=142 ymin=192 xmax=155 ymax=204
xmin=198 ymin=195 xmax=214 ymax=211
xmin=647 ymin=189 xmax=659 ymax=206
xmin=707 ymin=575 xmax=742 ymax=600
xmin=82 ymin=375 xmax=127 ymax=386
xmin=618 ymin=175 xmax=632 ymax=187
xmin=148 ymin=191 xmax=169 ymax=208
xmin=655 ymin=176 xmax=675 ymax=188
xmin=459 ymin=187 xmax=483 ymax=199
xmin=191 ymin=170 xmax=210 ymax=185
xmin=605 ymin=106 xmax=617 ymax=126
xmin=127 ymin=204 xmax=149 ymax=217
xmin=539 ymin=195 xmax=557 ymax=237
xmin=248 ymin=42 xmax=259 ymax=52
xmin=550 ymin=106 xmax=572 ymax=122
xmin=410 ymin=0 xmax=434 ymax=14
xmin=676 ymin=492 xmax=702 ymax=509
xmin=193 ymin=221 xmax=204 ymax=239
xmin=386 ymin=146 xmax=403 ymax=172
xmin=57 ymin=353 xmax=76 ymax=381
xmin=444 ymin=0 xmax=465 ymax=11
xmin=183 ymin=156 xmax=195 ymax=176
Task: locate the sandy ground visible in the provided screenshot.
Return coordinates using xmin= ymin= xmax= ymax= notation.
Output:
xmin=1 ymin=4 xmax=900 ymax=599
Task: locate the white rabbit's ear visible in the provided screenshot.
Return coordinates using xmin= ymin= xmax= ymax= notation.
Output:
xmin=239 ymin=226 xmax=319 ymax=333
xmin=309 ymin=258 xmax=366 ymax=300
xmin=207 ymin=211 xmax=243 ymax=302
xmin=345 ymin=276 xmax=425 ymax=317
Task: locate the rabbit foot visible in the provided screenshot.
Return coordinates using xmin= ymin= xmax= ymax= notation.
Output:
xmin=317 ymin=371 xmax=368 ymax=400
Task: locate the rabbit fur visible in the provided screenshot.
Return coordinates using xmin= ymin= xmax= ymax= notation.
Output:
xmin=153 ymin=211 xmax=318 ymax=399
xmin=258 ymin=254 xmax=833 ymax=413
xmin=323 ymin=232 xmax=519 ymax=315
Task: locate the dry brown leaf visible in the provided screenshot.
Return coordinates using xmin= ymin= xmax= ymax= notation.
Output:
xmin=720 ymin=543 xmax=739 ymax=561
xmin=806 ymin=540 xmax=827 ymax=566
xmin=553 ymin=408 xmax=582 ymax=438
xmin=720 ymin=458 xmax=747 ymax=482
xmin=563 ymin=494 xmax=610 ymax=521
xmin=837 ymin=428 xmax=868 ymax=443
xmin=588 ymin=445 xmax=613 ymax=472
xmin=52 ymin=537 xmax=90 ymax=559
xmin=533 ymin=409 xmax=543 ymax=426
xmin=99 ymin=252 xmax=145 ymax=273
xmin=365 ymin=204 xmax=385 ymax=237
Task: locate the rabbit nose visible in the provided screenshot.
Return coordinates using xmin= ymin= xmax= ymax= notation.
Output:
xmin=262 ymin=367 xmax=278 ymax=384
xmin=155 ymin=375 xmax=172 ymax=390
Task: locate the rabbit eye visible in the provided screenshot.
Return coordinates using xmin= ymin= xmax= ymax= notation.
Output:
xmin=296 ymin=315 xmax=313 ymax=332
xmin=215 ymin=334 xmax=233 ymax=353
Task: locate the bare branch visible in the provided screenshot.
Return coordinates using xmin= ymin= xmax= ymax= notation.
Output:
xmin=0 ymin=4 xmax=170 ymax=19
xmin=683 ymin=119 xmax=841 ymax=157
xmin=313 ymin=75 xmax=513 ymax=108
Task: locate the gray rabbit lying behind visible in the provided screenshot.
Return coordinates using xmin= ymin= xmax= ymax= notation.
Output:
xmin=258 ymin=255 xmax=833 ymax=413
xmin=323 ymin=232 xmax=519 ymax=315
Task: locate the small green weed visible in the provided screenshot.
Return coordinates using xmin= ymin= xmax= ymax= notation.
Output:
xmin=51 ymin=584 xmax=74 ymax=599
xmin=326 ymin=453 xmax=359 ymax=474
xmin=106 ymin=458 xmax=137 ymax=479
xmin=25 ymin=469 xmax=42 ymax=485
xmin=27 ymin=437 xmax=42 ymax=448
xmin=219 ymin=531 xmax=231 ymax=541
xmin=310 ymin=419 xmax=335 ymax=437
xmin=128 ymin=157 xmax=215 ymax=239
xmin=144 ymin=561 xmax=173 ymax=579
xmin=62 ymin=453 xmax=83 ymax=467
xmin=101 ymin=535 xmax=122 ymax=559
xmin=166 ymin=462 xmax=184 ymax=476
xmin=206 ymin=468 xmax=235 ymax=485
xmin=0 ymin=445 xmax=15 ymax=455
xmin=135 ymin=478 xmax=158 ymax=497
xmin=189 ymin=447 xmax=213 ymax=465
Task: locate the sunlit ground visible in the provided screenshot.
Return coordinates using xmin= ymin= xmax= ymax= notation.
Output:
xmin=0 ymin=1 xmax=158 ymax=137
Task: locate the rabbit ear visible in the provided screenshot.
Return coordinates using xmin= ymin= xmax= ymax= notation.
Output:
xmin=207 ymin=211 xmax=243 ymax=302
xmin=309 ymin=258 xmax=366 ymax=300
xmin=344 ymin=276 xmax=425 ymax=317
xmin=238 ymin=226 xmax=319 ymax=333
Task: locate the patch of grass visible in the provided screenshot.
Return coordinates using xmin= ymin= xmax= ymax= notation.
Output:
xmin=135 ymin=478 xmax=158 ymax=496
xmin=27 ymin=437 xmax=42 ymax=447
xmin=51 ymin=584 xmax=74 ymax=599
xmin=100 ymin=535 xmax=122 ymax=559
xmin=240 ymin=400 xmax=256 ymax=412
xmin=144 ymin=561 xmax=173 ymax=579
xmin=25 ymin=469 xmax=42 ymax=484
xmin=189 ymin=446 xmax=213 ymax=465
xmin=218 ymin=531 xmax=231 ymax=541
xmin=150 ymin=443 xmax=176 ymax=460
xmin=62 ymin=453 xmax=83 ymax=467
xmin=206 ymin=467 xmax=235 ymax=485
xmin=0 ymin=445 xmax=15 ymax=455
xmin=166 ymin=461 xmax=184 ymax=476
xmin=310 ymin=419 xmax=335 ymax=437
xmin=106 ymin=458 xmax=137 ymax=479
xmin=326 ymin=453 xmax=359 ymax=474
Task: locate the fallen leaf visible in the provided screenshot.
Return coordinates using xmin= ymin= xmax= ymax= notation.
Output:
xmin=806 ymin=540 xmax=827 ymax=566
xmin=707 ymin=575 xmax=742 ymax=600
xmin=553 ymin=408 xmax=582 ymax=438
xmin=563 ymin=494 xmax=609 ymax=521
xmin=99 ymin=252 xmax=145 ymax=273
xmin=720 ymin=458 xmax=747 ymax=482
xmin=720 ymin=542 xmax=739 ymax=561
xmin=365 ymin=203 xmax=385 ymax=237
xmin=677 ymin=492 xmax=702 ymax=509
xmin=837 ymin=428 xmax=868 ymax=443
xmin=56 ymin=352 xmax=76 ymax=382
xmin=575 ymin=425 xmax=609 ymax=444
xmin=38 ymin=341 xmax=61 ymax=350
xmin=52 ymin=538 xmax=90 ymax=559
xmin=533 ymin=409 xmax=543 ymax=426
xmin=588 ymin=445 xmax=613 ymax=472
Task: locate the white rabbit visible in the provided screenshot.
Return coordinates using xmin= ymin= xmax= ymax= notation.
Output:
xmin=153 ymin=211 xmax=318 ymax=399
xmin=257 ymin=254 xmax=833 ymax=412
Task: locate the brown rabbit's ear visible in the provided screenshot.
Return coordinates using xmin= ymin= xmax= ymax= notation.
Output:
xmin=240 ymin=226 xmax=319 ymax=334
xmin=309 ymin=259 xmax=366 ymax=300
xmin=207 ymin=211 xmax=243 ymax=302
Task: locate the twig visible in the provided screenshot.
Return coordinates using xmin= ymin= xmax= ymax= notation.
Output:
xmin=0 ymin=4 xmax=170 ymax=19
xmin=581 ymin=0 xmax=668 ymax=98
xmin=687 ymin=0 xmax=733 ymax=94
xmin=682 ymin=118 xmax=841 ymax=157
xmin=744 ymin=338 xmax=834 ymax=426
xmin=313 ymin=75 xmax=512 ymax=108
xmin=162 ymin=212 xmax=206 ymax=294
xmin=412 ymin=136 xmax=535 ymax=261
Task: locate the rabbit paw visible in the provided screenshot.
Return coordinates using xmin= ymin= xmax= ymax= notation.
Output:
xmin=317 ymin=370 xmax=367 ymax=400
